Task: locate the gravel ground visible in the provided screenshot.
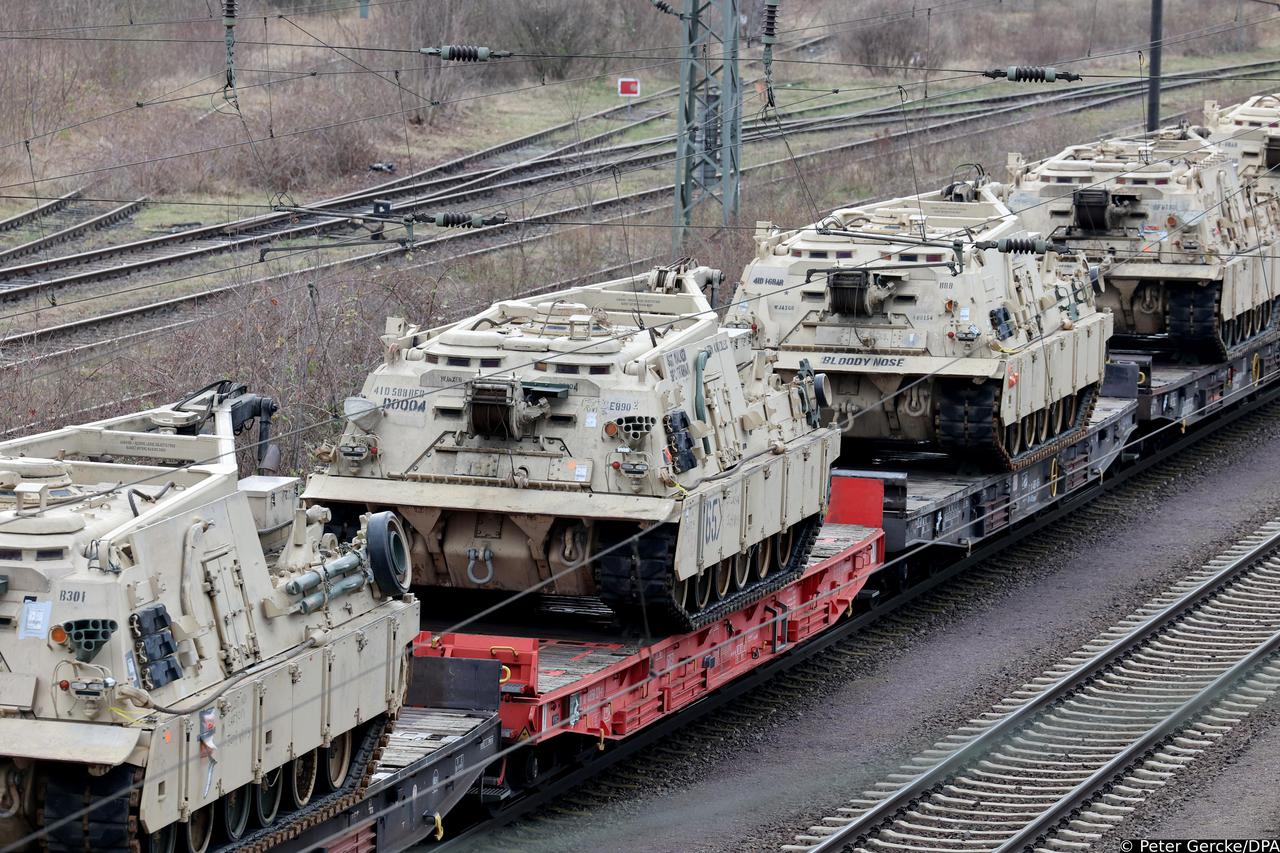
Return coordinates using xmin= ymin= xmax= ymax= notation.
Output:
xmin=1093 ymin=698 xmax=1280 ymax=851
xmin=452 ymin=408 xmax=1280 ymax=853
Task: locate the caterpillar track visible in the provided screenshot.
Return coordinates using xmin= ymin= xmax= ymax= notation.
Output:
xmin=936 ymin=380 xmax=1099 ymax=472
xmin=38 ymin=716 xmax=392 ymax=853
xmin=1168 ymin=284 xmax=1279 ymax=362
xmin=594 ymin=515 xmax=823 ymax=634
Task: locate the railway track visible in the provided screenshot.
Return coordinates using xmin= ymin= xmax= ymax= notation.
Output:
xmin=0 ymin=86 xmax=682 ymax=295
xmin=8 ymin=60 xmax=1275 ymax=363
xmin=785 ymin=520 xmax=1280 ymax=853
xmin=0 ymin=196 xmax=146 ymax=264
xmin=4 ymin=56 xmax=1272 ymax=325
xmin=437 ymin=388 xmax=1280 ymax=852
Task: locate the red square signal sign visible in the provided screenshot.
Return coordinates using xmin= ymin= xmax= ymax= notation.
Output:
xmin=618 ymin=77 xmax=640 ymax=97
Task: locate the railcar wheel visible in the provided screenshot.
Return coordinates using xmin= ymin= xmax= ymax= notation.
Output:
xmin=220 ymin=785 xmax=251 ymax=841
xmin=693 ymin=569 xmax=713 ymax=610
xmin=288 ymin=750 xmax=319 ymax=808
xmin=732 ymin=552 xmax=750 ymax=590
xmin=148 ymin=824 xmax=177 ymax=853
xmin=713 ymin=558 xmax=732 ymax=599
xmin=254 ymin=768 xmax=282 ymax=826
xmin=322 ymin=730 xmax=354 ymax=791
xmin=185 ymin=804 xmax=214 ymax=853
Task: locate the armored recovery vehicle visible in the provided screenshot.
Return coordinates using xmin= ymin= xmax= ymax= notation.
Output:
xmin=0 ymin=383 xmax=415 ymax=853
xmin=1006 ymin=126 xmax=1280 ymax=359
xmin=1205 ymin=94 xmax=1280 ymax=195
xmin=730 ymin=180 xmax=1112 ymax=470
xmin=304 ymin=260 xmax=839 ymax=632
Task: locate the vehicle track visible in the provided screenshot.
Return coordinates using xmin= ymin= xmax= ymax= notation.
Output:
xmin=436 ymin=394 xmax=1280 ymax=852
xmin=785 ymin=520 xmax=1280 ymax=853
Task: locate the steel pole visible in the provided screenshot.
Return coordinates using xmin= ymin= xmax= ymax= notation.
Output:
xmin=1146 ymin=0 xmax=1163 ymax=132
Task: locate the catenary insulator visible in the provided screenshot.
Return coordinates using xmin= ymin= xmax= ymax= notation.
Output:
xmin=650 ymin=0 xmax=679 ymax=15
xmin=411 ymin=212 xmax=509 ymax=228
xmin=419 ymin=45 xmax=513 ymax=62
xmin=761 ymin=0 xmax=780 ymax=44
xmin=982 ymin=66 xmax=1082 ymax=83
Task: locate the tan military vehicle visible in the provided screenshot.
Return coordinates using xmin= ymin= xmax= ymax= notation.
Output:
xmin=0 ymin=383 xmax=415 ymax=853
xmin=1204 ymin=94 xmax=1280 ymax=194
xmin=729 ymin=180 xmax=1112 ymax=470
xmin=305 ymin=260 xmax=839 ymax=631
xmin=1006 ymin=126 xmax=1280 ymax=358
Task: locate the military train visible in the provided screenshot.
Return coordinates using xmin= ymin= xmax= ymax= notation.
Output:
xmin=730 ymin=180 xmax=1112 ymax=469
xmin=5 ymin=90 xmax=1280 ymax=853
xmin=0 ymin=384 xmax=415 ymax=853
xmin=305 ymin=260 xmax=840 ymax=631
xmin=1006 ymin=125 xmax=1280 ymax=360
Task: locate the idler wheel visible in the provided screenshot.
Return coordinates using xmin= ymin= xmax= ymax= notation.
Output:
xmin=732 ymin=552 xmax=750 ymax=591
xmin=288 ymin=749 xmax=319 ymax=808
xmin=322 ymin=729 xmax=354 ymax=791
xmin=254 ymin=767 xmax=283 ymax=826
xmin=184 ymin=804 xmax=214 ymax=853
xmin=713 ymin=558 xmax=733 ymax=600
xmin=220 ymin=785 xmax=251 ymax=841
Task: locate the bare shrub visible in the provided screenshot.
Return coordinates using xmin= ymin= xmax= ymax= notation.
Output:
xmin=834 ymin=2 xmax=934 ymax=74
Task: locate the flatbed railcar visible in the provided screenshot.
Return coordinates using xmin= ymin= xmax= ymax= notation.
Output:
xmin=281 ymin=515 xmax=884 ymax=851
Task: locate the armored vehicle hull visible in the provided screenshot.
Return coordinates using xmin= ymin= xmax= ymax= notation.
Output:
xmin=305 ymin=261 xmax=839 ymax=632
xmin=731 ymin=182 xmax=1112 ymax=470
xmin=0 ymin=385 xmax=416 ymax=853
xmin=1205 ymin=94 xmax=1280 ymax=196
xmin=1007 ymin=128 xmax=1280 ymax=360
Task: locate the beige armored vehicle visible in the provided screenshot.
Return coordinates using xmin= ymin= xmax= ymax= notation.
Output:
xmin=304 ymin=260 xmax=839 ymax=631
xmin=1006 ymin=126 xmax=1280 ymax=358
xmin=730 ymin=180 xmax=1112 ymax=469
xmin=1204 ymin=94 xmax=1280 ymax=194
xmin=0 ymin=383 xmax=415 ymax=853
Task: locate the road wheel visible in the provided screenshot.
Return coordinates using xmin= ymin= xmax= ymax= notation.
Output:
xmin=254 ymin=768 xmax=282 ymax=827
xmin=288 ymin=750 xmax=318 ymax=809
xmin=220 ymin=786 xmax=250 ymax=842
xmin=323 ymin=729 xmax=354 ymax=792
xmin=184 ymin=805 xmax=213 ymax=853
